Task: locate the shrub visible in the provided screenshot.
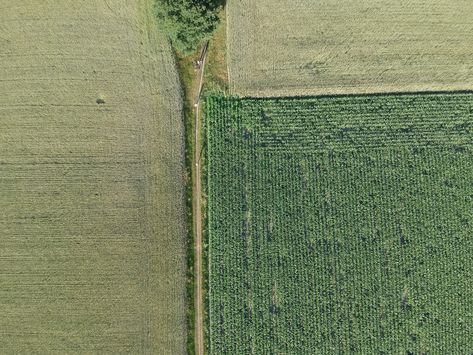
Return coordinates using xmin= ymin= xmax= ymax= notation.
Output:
xmin=155 ymin=0 xmax=224 ymax=55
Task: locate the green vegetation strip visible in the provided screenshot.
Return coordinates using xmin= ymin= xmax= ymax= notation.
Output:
xmin=205 ymin=93 xmax=473 ymax=353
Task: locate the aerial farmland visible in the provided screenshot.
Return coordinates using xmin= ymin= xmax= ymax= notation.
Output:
xmin=227 ymin=0 xmax=473 ymax=96
xmin=0 ymin=0 xmax=186 ymax=353
xmin=206 ymin=93 xmax=473 ymax=353
xmin=1 ymin=0 xmax=473 ymax=354
xmin=203 ymin=0 xmax=473 ymax=354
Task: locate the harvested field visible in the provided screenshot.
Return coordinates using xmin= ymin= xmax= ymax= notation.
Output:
xmin=206 ymin=94 xmax=473 ymax=353
xmin=227 ymin=0 xmax=473 ymax=96
xmin=0 ymin=0 xmax=187 ymax=353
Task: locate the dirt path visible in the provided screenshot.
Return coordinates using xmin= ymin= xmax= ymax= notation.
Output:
xmin=193 ymin=43 xmax=208 ymax=355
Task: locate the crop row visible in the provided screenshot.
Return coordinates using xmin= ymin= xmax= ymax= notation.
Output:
xmin=206 ymin=94 xmax=473 ymax=353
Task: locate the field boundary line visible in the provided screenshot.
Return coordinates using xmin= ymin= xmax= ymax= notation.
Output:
xmin=193 ymin=42 xmax=208 ymax=355
xmin=239 ymin=89 xmax=473 ymax=101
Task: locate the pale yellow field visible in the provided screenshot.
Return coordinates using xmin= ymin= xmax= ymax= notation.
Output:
xmin=227 ymin=0 xmax=473 ymax=96
xmin=0 ymin=0 xmax=187 ymax=353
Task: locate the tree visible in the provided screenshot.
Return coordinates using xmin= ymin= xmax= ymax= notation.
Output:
xmin=155 ymin=0 xmax=224 ymax=55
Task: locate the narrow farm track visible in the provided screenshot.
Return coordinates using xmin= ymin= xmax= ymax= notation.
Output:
xmin=193 ymin=44 xmax=208 ymax=355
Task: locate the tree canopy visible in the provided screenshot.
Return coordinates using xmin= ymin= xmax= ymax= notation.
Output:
xmin=155 ymin=0 xmax=224 ymax=55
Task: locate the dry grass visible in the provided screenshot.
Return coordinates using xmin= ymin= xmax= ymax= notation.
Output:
xmin=204 ymin=10 xmax=229 ymax=93
xmin=0 ymin=0 xmax=187 ymax=353
xmin=227 ymin=0 xmax=473 ymax=96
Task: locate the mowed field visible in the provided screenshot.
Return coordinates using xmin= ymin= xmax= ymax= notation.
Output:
xmin=206 ymin=94 xmax=473 ymax=353
xmin=0 ymin=0 xmax=186 ymax=353
xmin=227 ymin=0 xmax=473 ymax=96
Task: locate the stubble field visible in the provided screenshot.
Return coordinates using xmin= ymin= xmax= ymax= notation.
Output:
xmin=0 ymin=0 xmax=187 ymax=353
xmin=227 ymin=0 xmax=473 ymax=96
xmin=206 ymin=93 xmax=473 ymax=353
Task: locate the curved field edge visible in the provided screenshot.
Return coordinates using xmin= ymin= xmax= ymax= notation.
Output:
xmin=205 ymin=93 xmax=473 ymax=353
xmin=0 ymin=0 xmax=187 ymax=353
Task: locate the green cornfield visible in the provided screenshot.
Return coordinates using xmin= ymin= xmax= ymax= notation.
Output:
xmin=206 ymin=93 xmax=473 ymax=353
